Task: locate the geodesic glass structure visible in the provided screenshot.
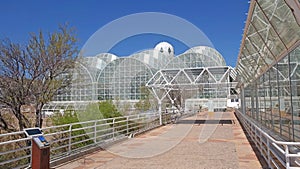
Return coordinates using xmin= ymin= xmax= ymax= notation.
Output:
xmin=44 ymin=42 xmax=238 ymax=114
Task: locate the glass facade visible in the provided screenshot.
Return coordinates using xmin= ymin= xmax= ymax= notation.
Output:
xmin=237 ymin=0 xmax=300 ymax=141
xmin=44 ymin=43 xmax=238 ymax=113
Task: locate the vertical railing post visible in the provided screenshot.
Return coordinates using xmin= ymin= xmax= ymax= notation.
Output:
xmin=94 ymin=121 xmax=97 ymax=143
xmin=158 ymin=100 xmax=162 ymax=125
xmin=285 ymin=145 xmax=290 ymax=169
xmin=137 ymin=114 xmax=140 ymax=131
xmin=143 ymin=115 xmax=146 ymax=130
xmin=145 ymin=116 xmax=150 ymax=129
xmin=146 ymin=115 xmax=150 ymax=129
xmin=253 ymin=125 xmax=256 ymax=144
xmin=68 ymin=124 xmax=72 ymax=154
xmin=259 ymin=130 xmax=263 ymax=155
xmin=254 ymin=126 xmax=257 ymax=142
xmin=267 ymin=138 xmax=271 ymax=167
xmin=288 ymin=121 xmax=291 ymax=141
xmin=126 ymin=116 xmax=129 ymax=135
xmin=255 ymin=127 xmax=259 ymax=150
xmin=112 ymin=118 xmax=115 ymax=139
xmin=164 ymin=111 xmax=167 ymax=124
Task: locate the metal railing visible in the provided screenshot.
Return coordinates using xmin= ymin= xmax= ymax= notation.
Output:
xmin=235 ymin=109 xmax=300 ymax=169
xmin=0 ymin=113 xmax=166 ymax=169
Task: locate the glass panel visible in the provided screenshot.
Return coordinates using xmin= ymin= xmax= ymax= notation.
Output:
xmin=253 ymin=1 xmax=286 ymax=59
xmin=290 ymin=46 xmax=300 ymax=141
xmin=249 ymin=6 xmax=275 ymax=63
xmin=269 ymin=67 xmax=278 ymax=131
xmin=259 ymin=0 xmax=300 ymax=49
xmin=238 ymin=58 xmax=252 ymax=81
xmin=244 ymin=86 xmax=253 ymax=117
xmin=257 ymin=75 xmax=266 ymax=124
xmin=278 ymin=55 xmax=292 ymax=140
xmin=265 ymin=73 xmax=271 ymax=128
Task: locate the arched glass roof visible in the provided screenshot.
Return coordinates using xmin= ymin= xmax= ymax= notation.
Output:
xmin=96 ymin=57 xmax=154 ymax=100
xmin=72 ymin=63 xmax=96 ymax=101
xmin=164 ymin=53 xmax=205 ymax=69
xmin=184 ymin=46 xmax=226 ymax=66
xmin=165 ymin=48 xmax=226 ymax=69
xmin=95 ymin=53 xmax=118 ymax=63
xmin=130 ymin=49 xmax=174 ymax=69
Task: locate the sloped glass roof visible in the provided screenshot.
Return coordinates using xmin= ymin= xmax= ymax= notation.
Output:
xmin=236 ymin=0 xmax=300 ymax=86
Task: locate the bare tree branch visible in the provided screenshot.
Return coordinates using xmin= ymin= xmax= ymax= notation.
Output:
xmin=0 ymin=24 xmax=78 ymax=131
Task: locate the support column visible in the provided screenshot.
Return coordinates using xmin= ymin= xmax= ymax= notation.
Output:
xmin=240 ymin=84 xmax=246 ymax=114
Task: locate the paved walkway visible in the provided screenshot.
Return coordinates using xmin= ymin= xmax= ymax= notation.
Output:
xmin=57 ymin=111 xmax=265 ymax=169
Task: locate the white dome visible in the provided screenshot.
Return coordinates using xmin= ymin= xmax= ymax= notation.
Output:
xmin=154 ymin=42 xmax=174 ymax=55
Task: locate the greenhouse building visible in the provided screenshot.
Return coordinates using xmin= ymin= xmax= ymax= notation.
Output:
xmin=42 ymin=42 xmax=239 ymax=114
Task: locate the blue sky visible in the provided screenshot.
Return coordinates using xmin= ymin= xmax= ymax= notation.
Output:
xmin=0 ymin=0 xmax=249 ymax=67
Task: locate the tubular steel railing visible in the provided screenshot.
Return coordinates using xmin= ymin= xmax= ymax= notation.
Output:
xmin=0 ymin=112 xmax=171 ymax=169
xmin=235 ymin=109 xmax=300 ymax=169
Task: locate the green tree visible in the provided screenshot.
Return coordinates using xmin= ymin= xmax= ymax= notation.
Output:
xmin=76 ymin=103 xmax=104 ymax=122
xmin=98 ymin=100 xmax=122 ymax=118
xmin=0 ymin=24 xmax=78 ymax=131
xmin=51 ymin=111 xmax=79 ymax=125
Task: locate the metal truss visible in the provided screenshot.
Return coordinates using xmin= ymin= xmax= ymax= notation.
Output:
xmin=146 ymin=66 xmax=238 ymax=124
xmin=147 ymin=66 xmax=237 ymax=95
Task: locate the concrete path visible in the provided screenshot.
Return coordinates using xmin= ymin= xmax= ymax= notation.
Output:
xmin=57 ymin=111 xmax=265 ymax=169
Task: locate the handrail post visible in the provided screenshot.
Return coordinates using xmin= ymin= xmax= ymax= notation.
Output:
xmin=112 ymin=118 xmax=115 ymax=139
xmin=259 ymin=129 xmax=263 ymax=155
xmin=158 ymin=100 xmax=162 ymax=125
xmin=288 ymin=121 xmax=291 ymax=141
xmin=94 ymin=121 xmax=97 ymax=143
xmin=126 ymin=116 xmax=129 ymax=135
xmin=68 ymin=124 xmax=72 ymax=154
xmin=254 ymin=126 xmax=257 ymax=142
xmin=267 ymin=138 xmax=271 ymax=167
xmin=144 ymin=115 xmax=148 ymax=130
xmin=143 ymin=115 xmax=146 ymax=130
xmin=146 ymin=115 xmax=149 ymax=129
xmin=285 ymin=145 xmax=290 ymax=169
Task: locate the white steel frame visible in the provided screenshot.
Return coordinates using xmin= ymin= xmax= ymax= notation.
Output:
xmin=146 ymin=66 xmax=237 ymax=124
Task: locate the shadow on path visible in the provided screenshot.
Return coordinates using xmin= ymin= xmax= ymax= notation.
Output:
xmin=178 ymin=119 xmax=234 ymax=125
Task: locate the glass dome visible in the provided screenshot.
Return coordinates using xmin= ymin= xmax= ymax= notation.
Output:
xmin=46 ymin=43 xmax=233 ymax=113
xmin=183 ymin=46 xmax=226 ymax=66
